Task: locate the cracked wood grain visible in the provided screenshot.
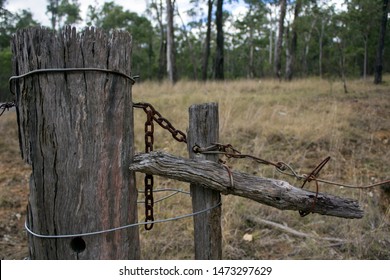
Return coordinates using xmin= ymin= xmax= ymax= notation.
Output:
xmin=130 ymin=151 xmax=364 ymax=219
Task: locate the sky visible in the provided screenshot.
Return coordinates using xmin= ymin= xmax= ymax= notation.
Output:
xmin=4 ymin=0 xmax=249 ymax=27
xmin=5 ymin=0 xmax=150 ymax=27
xmin=4 ymin=0 xmax=345 ymax=29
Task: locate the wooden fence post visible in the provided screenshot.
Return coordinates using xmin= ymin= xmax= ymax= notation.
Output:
xmin=188 ymin=103 xmax=222 ymax=259
xmin=12 ymin=27 xmax=140 ymax=259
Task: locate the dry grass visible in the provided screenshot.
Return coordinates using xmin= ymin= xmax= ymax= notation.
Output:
xmin=1 ymin=76 xmax=389 ymax=259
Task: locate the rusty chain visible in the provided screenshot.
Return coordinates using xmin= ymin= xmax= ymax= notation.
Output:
xmin=133 ymin=102 xmax=188 ymax=230
xmin=143 ymin=109 xmax=155 ymax=230
xmin=133 ymin=102 xmax=187 ymax=143
xmin=132 ymin=102 xmax=389 ymax=217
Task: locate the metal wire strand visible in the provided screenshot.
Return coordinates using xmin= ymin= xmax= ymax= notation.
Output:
xmin=137 ymin=188 xmax=191 ymax=204
xmin=194 ymin=142 xmax=390 ymax=191
xmin=25 ymin=199 xmax=221 ymax=239
xmin=9 ymin=68 xmax=138 ymax=95
xmin=0 ymin=102 xmax=16 ymax=117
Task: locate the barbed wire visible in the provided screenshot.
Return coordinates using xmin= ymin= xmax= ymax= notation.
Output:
xmin=0 ymin=102 xmax=15 ymax=117
xmin=192 ymin=142 xmax=390 ymax=190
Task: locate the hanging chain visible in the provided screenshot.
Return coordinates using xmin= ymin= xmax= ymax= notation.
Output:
xmin=134 ymin=102 xmax=188 ymax=230
xmin=144 ymin=109 xmax=155 ymax=230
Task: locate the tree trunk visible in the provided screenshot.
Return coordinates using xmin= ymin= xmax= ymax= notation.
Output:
xmin=249 ymin=25 xmax=255 ymax=78
xmin=166 ymin=0 xmax=177 ymax=84
xmin=285 ymin=0 xmax=301 ymax=81
xmin=319 ymin=18 xmax=325 ymax=78
xmin=188 ymin=103 xmax=222 ymax=260
xmin=12 ymin=27 xmax=140 ymax=259
xmin=152 ymin=0 xmax=166 ymax=80
xmin=363 ymin=36 xmax=368 ymax=80
xmin=374 ymin=0 xmax=389 ymax=84
xmin=269 ymin=27 xmax=273 ymax=66
xmin=303 ymin=17 xmax=316 ymax=76
xmin=177 ymin=5 xmax=198 ymax=80
xmin=202 ymin=0 xmax=214 ymax=81
xmin=285 ymin=24 xmax=291 ymax=79
xmin=274 ymin=0 xmax=287 ymax=80
xmin=214 ymin=0 xmax=224 ymax=80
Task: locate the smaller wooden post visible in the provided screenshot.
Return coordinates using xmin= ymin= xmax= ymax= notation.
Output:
xmin=188 ymin=103 xmax=222 ymax=259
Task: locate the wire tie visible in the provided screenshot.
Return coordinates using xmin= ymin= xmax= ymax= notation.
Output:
xmin=221 ymin=163 xmax=234 ymax=189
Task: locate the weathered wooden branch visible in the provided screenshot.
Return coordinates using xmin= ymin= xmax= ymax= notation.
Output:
xmin=130 ymin=151 xmax=364 ymax=219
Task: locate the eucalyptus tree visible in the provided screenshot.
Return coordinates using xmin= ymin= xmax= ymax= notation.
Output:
xmin=0 ymin=9 xmax=38 ymax=101
xmin=234 ymin=0 xmax=269 ymax=78
xmin=344 ymin=0 xmax=382 ymax=80
xmin=87 ymin=2 xmax=155 ymax=79
xmin=285 ymin=0 xmax=302 ymax=80
xmin=46 ymin=0 xmax=81 ymax=30
xmin=146 ymin=0 xmax=166 ymax=80
xmin=202 ymin=0 xmax=214 ymax=80
xmin=166 ymin=0 xmax=177 ymax=83
xmin=374 ymin=0 xmax=389 ymax=84
xmin=214 ymin=0 xmax=224 ymax=80
xmin=274 ymin=0 xmax=286 ymax=79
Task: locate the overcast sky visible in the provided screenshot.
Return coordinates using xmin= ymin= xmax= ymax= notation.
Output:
xmin=5 ymin=0 xmax=150 ymax=26
xmin=4 ymin=0 xmax=249 ymax=27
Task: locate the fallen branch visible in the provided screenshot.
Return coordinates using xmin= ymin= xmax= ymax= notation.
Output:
xmin=130 ymin=152 xmax=364 ymax=219
xmin=246 ymin=216 xmax=350 ymax=243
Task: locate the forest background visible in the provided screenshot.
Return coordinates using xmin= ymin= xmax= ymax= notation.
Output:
xmin=1 ymin=0 xmax=390 ymax=260
xmin=0 ymin=0 xmax=389 ymax=101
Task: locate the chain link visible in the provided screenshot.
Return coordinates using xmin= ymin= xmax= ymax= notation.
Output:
xmin=134 ymin=102 xmax=187 ymax=143
xmin=143 ymin=109 xmax=155 ymax=230
xmin=133 ymin=102 xmax=189 ymax=230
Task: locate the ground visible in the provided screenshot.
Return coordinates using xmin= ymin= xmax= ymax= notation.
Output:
xmin=1 ymin=77 xmax=389 ymax=259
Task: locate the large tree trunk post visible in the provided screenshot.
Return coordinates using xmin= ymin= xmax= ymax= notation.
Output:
xmin=12 ymin=27 xmax=140 ymax=259
xmin=188 ymin=103 xmax=222 ymax=259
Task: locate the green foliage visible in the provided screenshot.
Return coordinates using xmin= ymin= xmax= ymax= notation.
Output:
xmin=0 ymin=9 xmax=39 ymax=101
xmin=87 ymin=2 xmax=156 ymax=80
xmin=0 ymin=48 xmax=11 ymax=101
xmin=46 ymin=0 xmax=81 ymax=29
xmin=0 ymin=0 xmax=388 ymax=95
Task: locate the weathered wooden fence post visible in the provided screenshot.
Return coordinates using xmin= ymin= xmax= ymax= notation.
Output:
xmin=188 ymin=103 xmax=222 ymax=259
xmin=12 ymin=27 xmax=140 ymax=259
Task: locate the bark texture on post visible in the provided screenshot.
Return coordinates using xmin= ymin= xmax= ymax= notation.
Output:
xmin=12 ymin=27 xmax=140 ymax=259
xmin=188 ymin=103 xmax=222 ymax=259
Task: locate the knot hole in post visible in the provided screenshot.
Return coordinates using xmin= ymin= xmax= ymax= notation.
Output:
xmin=70 ymin=237 xmax=86 ymax=253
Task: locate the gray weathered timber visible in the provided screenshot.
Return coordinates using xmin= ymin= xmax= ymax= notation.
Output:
xmin=188 ymin=103 xmax=222 ymax=260
xmin=12 ymin=27 xmax=140 ymax=259
xmin=130 ymin=152 xmax=364 ymax=219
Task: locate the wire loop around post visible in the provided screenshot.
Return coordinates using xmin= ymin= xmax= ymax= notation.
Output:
xmin=9 ymin=68 xmax=138 ymax=95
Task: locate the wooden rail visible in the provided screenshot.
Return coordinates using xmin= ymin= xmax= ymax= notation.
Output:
xmin=130 ymin=151 xmax=364 ymax=219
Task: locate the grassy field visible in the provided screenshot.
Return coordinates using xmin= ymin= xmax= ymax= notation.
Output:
xmin=1 ymin=77 xmax=389 ymax=259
